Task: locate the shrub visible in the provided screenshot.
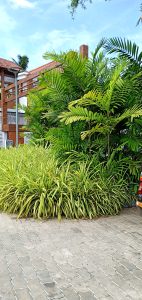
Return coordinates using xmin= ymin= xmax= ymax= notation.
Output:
xmin=0 ymin=146 xmax=133 ymax=220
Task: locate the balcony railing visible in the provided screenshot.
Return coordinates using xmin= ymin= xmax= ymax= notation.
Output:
xmin=3 ymin=63 xmax=61 ymax=103
xmin=8 ymin=112 xmax=27 ymax=125
xmin=4 ymin=74 xmax=39 ymax=102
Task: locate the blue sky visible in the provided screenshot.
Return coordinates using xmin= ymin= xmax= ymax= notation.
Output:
xmin=0 ymin=0 xmax=142 ymax=69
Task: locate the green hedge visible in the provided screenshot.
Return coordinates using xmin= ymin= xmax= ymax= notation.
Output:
xmin=0 ymin=146 xmax=132 ymax=219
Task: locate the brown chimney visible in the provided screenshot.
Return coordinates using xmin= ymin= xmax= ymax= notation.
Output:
xmin=80 ymin=44 xmax=88 ymax=58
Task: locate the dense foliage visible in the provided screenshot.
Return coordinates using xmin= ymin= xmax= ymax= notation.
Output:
xmin=4 ymin=37 xmax=142 ymax=219
xmin=0 ymin=146 xmax=132 ymax=219
xmin=25 ymin=39 xmax=142 ymax=179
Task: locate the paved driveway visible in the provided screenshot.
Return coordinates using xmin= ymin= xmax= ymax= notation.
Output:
xmin=0 ymin=208 xmax=142 ymax=300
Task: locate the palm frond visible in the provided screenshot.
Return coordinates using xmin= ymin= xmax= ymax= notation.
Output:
xmin=136 ymin=16 xmax=142 ymax=26
xmin=116 ymin=105 xmax=142 ymax=124
xmin=92 ymin=38 xmax=107 ymax=61
xmin=103 ymin=60 xmax=126 ymax=112
xmin=43 ymin=51 xmax=89 ymax=94
xmin=136 ymin=3 xmax=142 ymax=26
xmin=60 ymin=106 xmax=106 ymax=124
xmin=105 ymin=37 xmax=141 ymax=65
xmin=121 ymin=136 xmax=142 ymax=152
xmin=81 ymin=124 xmax=109 ymax=140
xmin=40 ymin=70 xmax=67 ymax=98
xmin=43 ymin=51 xmax=64 ymax=64
xmin=68 ymin=90 xmax=104 ymax=109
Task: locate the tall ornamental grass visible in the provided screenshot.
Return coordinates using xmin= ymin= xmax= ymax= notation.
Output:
xmin=0 ymin=146 xmax=132 ymax=219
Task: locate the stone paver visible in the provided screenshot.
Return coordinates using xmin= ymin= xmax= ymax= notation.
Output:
xmin=0 ymin=208 xmax=142 ymax=299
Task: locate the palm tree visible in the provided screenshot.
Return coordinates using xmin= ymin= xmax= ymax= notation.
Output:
xmin=26 ymin=40 xmax=142 ymax=171
xmin=12 ymin=55 xmax=29 ymax=71
xmin=26 ymin=39 xmax=108 ymax=148
xmin=60 ymin=58 xmax=142 ymax=164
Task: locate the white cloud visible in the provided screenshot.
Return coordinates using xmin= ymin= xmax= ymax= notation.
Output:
xmin=29 ymin=32 xmax=44 ymax=41
xmin=0 ymin=6 xmax=16 ymax=32
xmin=43 ymin=28 xmax=96 ymax=52
xmin=5 ymin=44 xmax=25 ymax=61
xmin=9 ymin=0 xmax=36 ymax=9
xmin=28 ymin=28 xmax=97 ymax=69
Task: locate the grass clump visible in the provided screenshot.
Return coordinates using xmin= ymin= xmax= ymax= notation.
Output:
xmin=0 ymin=146 xmax=132 ymax=220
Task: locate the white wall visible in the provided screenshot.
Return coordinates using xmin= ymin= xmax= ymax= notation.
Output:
xmin=18 ymin=71 xmax=28 ymax=111
xmin=19 ymin=96 xmax=27 ymax=108
xmin=0 ymin=112 xmax=7 ymax=148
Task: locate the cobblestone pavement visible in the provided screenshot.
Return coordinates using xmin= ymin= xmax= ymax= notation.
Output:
xmin=1 ymin=208 xmax=142 ymax=299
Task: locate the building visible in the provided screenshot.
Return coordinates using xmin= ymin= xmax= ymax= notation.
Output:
xmin=0 ymin=60 xmax=60 ymax=147
xmin=0 ymin=45 xmax=88 ymax=147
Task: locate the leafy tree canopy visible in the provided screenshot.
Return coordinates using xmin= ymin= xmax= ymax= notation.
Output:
xmin=69 ymin=0 xmax=142 ymax=24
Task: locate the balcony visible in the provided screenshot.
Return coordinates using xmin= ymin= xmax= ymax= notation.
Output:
xmin=8 ymin=112 xmax=27 ymax=126
xmin=2 ymin=124 xmax=25 ymax=132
